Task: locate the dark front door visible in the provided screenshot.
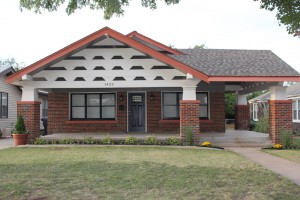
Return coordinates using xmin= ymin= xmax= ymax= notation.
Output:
xmin=128 ymin=93 xmax=145 ymax=132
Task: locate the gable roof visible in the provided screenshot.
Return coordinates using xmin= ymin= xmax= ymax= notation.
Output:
xmin=248 ymin=91 xmax=271 ymax=103
xmin=7 ymin=27 xmax=209 ymax=84
xmin=0 ymin=65 xmax=15 ymax=77
xmin=287 ymin=82 xmax=300 ymax=97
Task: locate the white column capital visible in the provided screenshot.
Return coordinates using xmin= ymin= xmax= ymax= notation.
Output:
xmin=270 ymin=86 xmax=287 ymax=100
xmin=182 ymin=86 xmax=197 ymax=100
xmin=21 ymin=87 xmax=38 ymax=101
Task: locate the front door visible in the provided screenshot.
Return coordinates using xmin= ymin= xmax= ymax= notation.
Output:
xmin=128 ymin=93 xmax=145 ymax=132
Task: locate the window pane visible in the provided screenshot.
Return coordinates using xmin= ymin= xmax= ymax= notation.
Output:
xmin=102 ymin=107 xmax=115 ymax=118
xmin=197 ymin=93 xmax=208 ymax=104
xmin=163 ymin=93 xmax=177 ymax=105
xmin=72 ymin=107 xmax=85 ymax=118
xmin=164 ymin=106 xmax=177 ymax=118
xmin=178 ymin=93 xmax=182 ymax=101
xmin=87 ymin=94 xmax=100 ymax=106
xmin=87 ymin=107 xmax=100 ymax=118
xmin=72 ymin=95 xmax=85 ymax=106
xmin=1 ymin=93 xmax=8 ymax=118
xmin=294 ymin=111 xmax=297 ymax=120
xmin=102 ymin=94 xmax=115 ymax=106
xmin=1 ymin=93 xmax=7 ymax=105
xmin=200 ymin=105 xmax=208 ymax=118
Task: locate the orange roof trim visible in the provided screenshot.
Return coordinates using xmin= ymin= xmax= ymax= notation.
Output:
xmin=209 ymin=76 xmax=300 ymax=82
xmin=7 ymin=27 xmax=209 ymax=83
xmin=127 ymin=31 xmax=183 ymax=55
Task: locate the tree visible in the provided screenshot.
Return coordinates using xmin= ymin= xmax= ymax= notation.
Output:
xmin=194 ymin=44 xmax=207 ymax=49
xmin=0 ymin=58 xmax=25 ymax=71
xmin=19 ymin=0 xmax=180 ymax=20
xmin=225 ymin=93 xmax=236 ymax=119
xmin=254 ymin=0 xmax=300 ymax=36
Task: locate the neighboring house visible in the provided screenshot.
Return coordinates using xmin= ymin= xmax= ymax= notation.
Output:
xmin=6 ymin=27 xmax=300 ymax=144
xmin=0 ymin=65 xmax=21 ymax=136
xmin=249 ymin=91 xmax=270 ymax=121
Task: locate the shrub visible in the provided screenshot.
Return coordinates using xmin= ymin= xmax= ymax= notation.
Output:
xmin=166 ymin=137 xmax=181 ymax=146
xmin=59 ymin=138 xmax=76 ymax=144
xmin=125 ymin=136 xmax=138 ymax=145
xmin=83 ymin=137 xmax=97 ymax=144
xmin=184 ymin=126 xmax=194 ymax=145
xmin=101 ymin=136 xmax=114 ymax=145
xmin=281 ymin=130 xmax=292 ymax=148
xmin=34 ymin=138 xmax=48 ymax=145
xmin=144 ymin=136 xmax=158 ymax=145
xmin=14 ymin=115 xmax=27 ymax=134
xmin=254 ymin=115 xmax=269 ymax=133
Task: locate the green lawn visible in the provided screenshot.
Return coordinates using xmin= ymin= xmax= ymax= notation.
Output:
xmin=0 ymin=147 xmax=300 ymax=200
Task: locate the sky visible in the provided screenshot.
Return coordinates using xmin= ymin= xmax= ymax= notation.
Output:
xmin=0 ymin=0 xmax=300 ymax=72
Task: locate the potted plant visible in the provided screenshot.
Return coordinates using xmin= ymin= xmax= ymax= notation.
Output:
xmin=12 ymin=115 xmax=29 ymax=146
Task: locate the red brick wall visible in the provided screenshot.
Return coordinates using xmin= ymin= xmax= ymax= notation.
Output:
xmin=235 ymin=105 xmax=250 ymax=130
xmin=269 ymin=100 xmax=292 ymax=144
xmin=48 ymin=92 xmax=127 ymax=134
xmin=17 ymin=101 xmax=41 ymax=141
xmin=180 ymin=100 xmax=200 ymax=142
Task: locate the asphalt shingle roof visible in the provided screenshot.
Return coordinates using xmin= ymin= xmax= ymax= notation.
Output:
xmin=168 ymin=49 xmax=299 ymax=76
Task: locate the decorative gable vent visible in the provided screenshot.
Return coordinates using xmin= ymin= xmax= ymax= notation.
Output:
xmin=44 ymin=67 xmax=66 ymax=70
xmin=113 ymin=77 xmax=126 ymax=81
xmin=130 ymin=55 xmax=152 ymax=59
xmin=55 ymin=77 xmax=66 ymax=81
xmin=65 ymin=56 xmax=86 ymax=60
xmin=73 ymin=66 xmax=87 ymax=70
xmin=93 ymin=66 xmax=105 ymax=70
xmin=154 ymin=76 xmax=164 ymax=80
xmin=93 ymin=56 xmax=105 ymax=60
xmin=130 ymin=66 xmax=144 ymax=70
xmin=112 ymin=66 xmax=123 ymax=70
xmin=93 ymin=77 xmax=105 ymax=81
xmin=74 ymin=77 xmax=85 ymax=81
xmin=111 ymin=55 xmax=124 ymax=59
xmin=33 ymin=77 xmax=47 ymax=81
xmin=151 ymin=65 xmax=173 ymax=69
xmin=134 ymin=76 xmax=146 ymax=80
xmin=172 ymin=76 xmax=186 ymax=80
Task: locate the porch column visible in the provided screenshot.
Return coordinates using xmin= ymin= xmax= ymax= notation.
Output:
xmin=235 ymin=94 xmax=250 ymax=130
xmin=269 ymin=86 xmax=292 ymax=144
xmin=17 ymin=87 xmax=40 ymax=143
xmin=180 ymin=86 xmax=200 ymax=144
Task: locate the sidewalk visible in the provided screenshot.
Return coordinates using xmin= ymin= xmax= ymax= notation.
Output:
xmin=228 ymin=147 xmax=300 ymax=186
xmin=0 ymin=137 xmax=14 ymax=150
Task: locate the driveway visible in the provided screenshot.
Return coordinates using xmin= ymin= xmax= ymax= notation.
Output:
xmin=0 ymin=137 xmax=14 ymax=150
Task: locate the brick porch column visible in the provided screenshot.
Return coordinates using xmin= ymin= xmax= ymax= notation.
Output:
xmin=235 ymin=94 xmax=250 ymax=130
xmin=269 ymin=100 xmax=292 ymax=144
xmin=180 ymin=100 xmax=200 ymax=144
xmin=17 ymin=101 xmax=41 ymax=142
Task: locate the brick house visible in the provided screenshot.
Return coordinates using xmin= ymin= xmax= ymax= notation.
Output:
xmin=6 ymin=27 xmax=300 ymax=144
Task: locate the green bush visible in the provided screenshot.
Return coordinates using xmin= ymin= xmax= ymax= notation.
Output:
xmin=34 ymin=138 xmax=48 ymax=145
xmin=59 ymin=138 xmax=76 ymax=144
xmin=14 ymin=115 xmax=27 ymax=134
xmin=184 ymin=126 xmax=194 ymax=145
xmin=144 ymin=136 xmax=158 ymax=145
xmin=101 ymin=136 xmax=114 ymax=145
xmin=166 ymin=137 xmax=181 ymax=146
xmin=254 ymin=115 xmax=269 ymax=133
xmin=83 ymin=137 xmax=97 ymax=144
xmin=124 ymin=136 xmax=138 ymax=145
xmin=281 ymin=130 xmax=292 ymax=148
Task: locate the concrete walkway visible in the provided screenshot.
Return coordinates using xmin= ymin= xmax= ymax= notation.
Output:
xmin=0 ymin=137 xmax=14 ymax=150
xmin=228 ymin=147 xmax=300 ymax=186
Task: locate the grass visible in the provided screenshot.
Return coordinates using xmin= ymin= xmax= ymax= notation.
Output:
xmin=0 ymin=147 xmax=300 ymax=200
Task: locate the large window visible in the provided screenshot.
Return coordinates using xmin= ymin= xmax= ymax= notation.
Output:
xmin=253 ymin=103 xmax=258 ymax=121
xmin=292 ymin=99 xmax=300 ymax=122
xmin=42 ymin=99 xmax=48 ymax=119
xmin=0 ymin=92 xmax=8 ymax=118
xmin=71 ymin=93 xmax=116 ymax=120
xmin=162 ymin=92 xmax=209 ymax=119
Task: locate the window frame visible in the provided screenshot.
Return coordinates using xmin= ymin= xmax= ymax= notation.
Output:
xmin=70 ymin=93 xmax=116 ymax=120
xmin=292 ymin=98 xmax=300 ymax=123
xmin=0 ymin=92 xmax=8 ymax=119
xmin=161 ymin=91 xmax=209 ymax=120
xmin=252 ymin=103 xmax=258 ymax=121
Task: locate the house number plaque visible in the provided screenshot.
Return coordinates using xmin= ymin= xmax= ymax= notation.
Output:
xmin=104 ymin=83 xmax=114 ymax=87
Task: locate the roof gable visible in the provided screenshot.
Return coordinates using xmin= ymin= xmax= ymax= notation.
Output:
xmin=7 ymin=27 xmax=209 ymax=83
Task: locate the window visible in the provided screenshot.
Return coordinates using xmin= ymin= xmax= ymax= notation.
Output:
xmin=292 ymin=99 xmax=300 ymax=122
xmin=0 ymin=92 xmax=8 ymax=118
xmin=253 ymin=103 xmax=258 ymax=121
xmin=162 ymin=92 xmax=209 ymax=119
xmin=71 ymin=93 xmax=115 ymax=120
xmin=42 ymin=99 xmax=48 ymax=119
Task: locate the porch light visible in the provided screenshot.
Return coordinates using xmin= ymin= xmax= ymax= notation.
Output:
xmin=119 ymin=94 xmax=124 ymax=101
xmin=150 ymin=94 xmax=154 ymax=101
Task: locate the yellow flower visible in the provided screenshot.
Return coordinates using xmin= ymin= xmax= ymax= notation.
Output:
xmin=273 ymin=144 xmax=282 ymax=149
xmin=201 ymin=141 xmax=212 ymax=147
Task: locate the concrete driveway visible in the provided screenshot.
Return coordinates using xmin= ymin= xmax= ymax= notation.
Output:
xmin=0 ymin=137 xmax=14 ymax=150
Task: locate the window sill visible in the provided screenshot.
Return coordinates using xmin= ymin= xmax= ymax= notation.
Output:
xmin=66 ymin=120 xmax=119 ymax=124
xmin=159 ymin=119 xmax=212 ymax=123
xmin=292 ymin=120 xmax=300 ymax=123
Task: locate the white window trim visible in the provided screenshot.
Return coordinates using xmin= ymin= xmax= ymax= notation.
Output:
xmin=292 ymin=98 xmax=300 ymax=123
xmin=253 ymin=103 xmax=258 ymax=121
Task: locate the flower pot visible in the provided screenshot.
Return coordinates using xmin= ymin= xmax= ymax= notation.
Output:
xmin=12 ymin=134 xmax=29 ymax=146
